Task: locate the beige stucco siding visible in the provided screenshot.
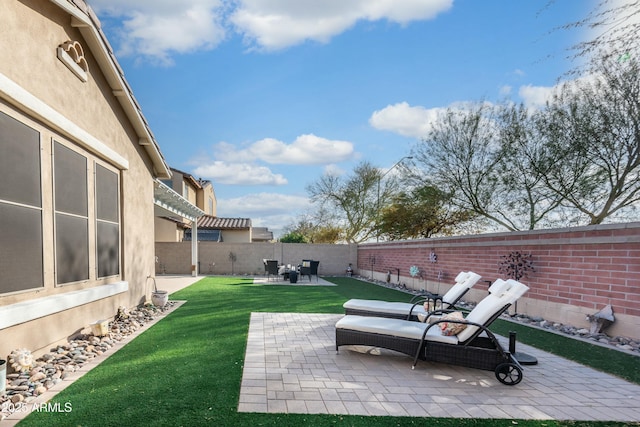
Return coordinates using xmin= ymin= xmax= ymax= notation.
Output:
xmin=0 ymin=0 xmax=158 ymax=358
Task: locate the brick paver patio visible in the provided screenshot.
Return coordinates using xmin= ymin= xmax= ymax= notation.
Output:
xmin=239 ymin=312 xmax=640 ymax=422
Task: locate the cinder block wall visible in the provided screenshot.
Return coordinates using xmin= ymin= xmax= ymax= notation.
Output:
xmin=155 ymin=242 xmax=357 ymax=276
xmin=357 ymin=222 xmax=640 ymax=339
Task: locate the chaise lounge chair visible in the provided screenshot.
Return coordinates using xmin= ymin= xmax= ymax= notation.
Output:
xmin=335 ymin=279 xmax=529 ymax=385
xmin=342 ymin=271 xmax=482 ymax=321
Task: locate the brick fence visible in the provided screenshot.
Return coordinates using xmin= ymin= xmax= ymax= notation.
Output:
xmin=357 ymin=222 xmax=640 ymax=339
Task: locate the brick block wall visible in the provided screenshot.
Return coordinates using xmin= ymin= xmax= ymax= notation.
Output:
xmin=357 ymin=222 xmax=640 ymax=339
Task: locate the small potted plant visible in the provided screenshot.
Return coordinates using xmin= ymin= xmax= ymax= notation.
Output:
xmin=149 ymin=276 xmax=168 ymax=307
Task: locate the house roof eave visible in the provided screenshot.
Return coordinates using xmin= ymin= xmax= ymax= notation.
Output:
xmin=50 ymin=0 xmax=172 ymax=180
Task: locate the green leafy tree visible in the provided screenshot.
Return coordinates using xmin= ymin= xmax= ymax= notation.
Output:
xmin=378 ymin=185 xmax=474 ymax=240
xmin=279 ymin=232 xmax=307 ymax=243
xmin=281 ymin=214 xmax=343 ymax=243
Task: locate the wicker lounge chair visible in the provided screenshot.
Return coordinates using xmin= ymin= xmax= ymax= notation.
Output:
xmin=343 ymin=271 xmax=482 ymax=321
xmin=335 ymin=279 xmax=529 ymax=385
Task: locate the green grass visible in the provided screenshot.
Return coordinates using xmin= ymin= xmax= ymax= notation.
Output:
xmin=18 ymin=277 xmax=639 ymax=427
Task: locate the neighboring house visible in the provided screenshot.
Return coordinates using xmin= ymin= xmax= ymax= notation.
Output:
xmin=0 ymin=0 xmax=193 ymax=360
xmin=184 ymin=216 xmax=254 ymax=243
xmin=158 ymin=168 xmax=275 ymax=244
xmin=155 ymin=168 xmax=216 ymax=242
xmin=252 ymin=227 xmax=275 ymax=242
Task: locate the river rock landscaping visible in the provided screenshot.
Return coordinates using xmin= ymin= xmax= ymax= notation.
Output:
xmin=1 ymin=302 xmax=177 ymax=420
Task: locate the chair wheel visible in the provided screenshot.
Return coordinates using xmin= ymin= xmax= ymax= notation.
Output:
xmin=495 ymin=363 xmax=523 ymax=385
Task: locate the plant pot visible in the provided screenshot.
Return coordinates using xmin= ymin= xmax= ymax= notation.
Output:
xmin=151 ymin=290 xmax=169 ymax=307
xmin=0 ymin=359 xmax=6 ymax=395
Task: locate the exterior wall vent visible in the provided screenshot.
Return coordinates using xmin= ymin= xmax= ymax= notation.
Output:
xmin=57 ymin=40 xmax=88 ymax=82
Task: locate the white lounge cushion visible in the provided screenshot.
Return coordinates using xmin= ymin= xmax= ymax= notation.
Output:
xmin=440 ymin=271 xmax=481 ymax=304
xmin=336 ymin=315 xmax=459 ymax=345
xmin=454 ymin=271 xmax=469 ymax=283
xmin=343 ymin=270 xmax=481 ymax=319
xmin=343 ymin=299 xmax=426 ymax=317
xmin=487 ymin=278 xmax=510 ymax=295
xmin=456 ymin=280 xmax=529 ymax=342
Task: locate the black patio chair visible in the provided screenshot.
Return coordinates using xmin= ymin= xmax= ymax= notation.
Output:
xmin=264 ymin=259 xmax=279 ymax=282
xmin=300 ymin=260 xmax=319 ymax=282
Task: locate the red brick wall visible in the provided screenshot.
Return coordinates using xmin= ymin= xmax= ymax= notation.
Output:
xmin=357 ymin=223 xmax=640 ymax=318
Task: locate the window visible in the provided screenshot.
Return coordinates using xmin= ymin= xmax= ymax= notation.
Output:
xmin=1 ymin=107 xmax=124 ymax=295
xmin=96 ymin=163 xmax=120 ymax=277
xmin=54 ymin=141 xmax=89 ymax=284
xmin=0 ymin=111 xmax=44 ymax=292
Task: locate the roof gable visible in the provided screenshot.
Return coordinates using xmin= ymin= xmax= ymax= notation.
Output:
xmin=50 ymin=0 xmax=171 ymax=179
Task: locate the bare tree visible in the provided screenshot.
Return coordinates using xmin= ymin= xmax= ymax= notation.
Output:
xmin=535 ymin=54 xmax=640 ymax=224
xmin=560 ymin=0 xmax=640 ymax=63
xmin=497 ymin=103 xmax=566 ymax=228
xmin=306 ymin=161 xmax=391 ymax=243
xmin=410 ymin=103 xmax=529 ymax=231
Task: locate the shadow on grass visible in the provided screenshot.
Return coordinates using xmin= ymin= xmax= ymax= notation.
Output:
xmin=17 ymin=276 xmax=638 ymax=427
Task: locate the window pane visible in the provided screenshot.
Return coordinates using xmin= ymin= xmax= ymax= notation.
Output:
xmin=0 ymin=111 xmax=41 ymax=207
xmin=55 ymin=213 xmax=89 ymax=284
xmin=54 ymin=142 xmax=87 ymax=216
xmin=96 ymin=164 xmax=119 ymax=222
xmin=0 ymin=203 xmax=43 ymax=292
xmin=97 ymin=221 xmax=119 ymax=277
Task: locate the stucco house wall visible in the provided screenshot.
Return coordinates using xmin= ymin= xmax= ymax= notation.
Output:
xmin=222 ymin=229 xmax=252 ymax=243
xmin=0 ymin=0 xmax=169 ymax=359
xmin=154 ymin=217 xmax=183 ymax=242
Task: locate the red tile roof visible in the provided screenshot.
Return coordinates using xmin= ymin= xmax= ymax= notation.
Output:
xmin=198 ymin=215 xmax=251 ymax=229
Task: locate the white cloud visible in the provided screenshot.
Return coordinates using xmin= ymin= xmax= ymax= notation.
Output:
xmin=214 ymin=134 xmax=355 ymax=164
xmin=219 ymin=192 xmax=311 ymax=216
xmin=192 ymin=161 xmax=287 ymax=185
xmin=499 ymin=85 xmax=512 ymax=96
xmin=231 ymin=0 xmax=453 ymax=50
xmin=369 ymin=102 xmax=445 ymax=138
xmin=518 ymin=84 xmax=555 ymax=109
xmin=323 ymin=164 xmax=346 ymax=176
xmin=518 ymin=73 xmax=596 ymax=109
xmin=89 ymin=0 xmax=452 ymax=60
xmin=217 ymin=192 xmax=312 ymax=232
xmin=88 ymin=0 xmax=226 ymax=64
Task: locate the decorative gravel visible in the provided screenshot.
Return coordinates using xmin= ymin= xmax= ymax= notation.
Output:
xmin=1 ymin=302 xmax=177 ymax=420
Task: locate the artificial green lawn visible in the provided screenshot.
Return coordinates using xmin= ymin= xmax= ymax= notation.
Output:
xmin=18 ymin=276 xmax=639 ymax=427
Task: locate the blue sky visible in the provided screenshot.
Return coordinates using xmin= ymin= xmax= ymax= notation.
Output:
xmin=88 ymin=0 xmax=593 ymax=235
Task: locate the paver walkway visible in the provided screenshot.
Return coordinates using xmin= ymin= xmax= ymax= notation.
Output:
xmin=239 ymin=312 xmax=640 ymax=422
